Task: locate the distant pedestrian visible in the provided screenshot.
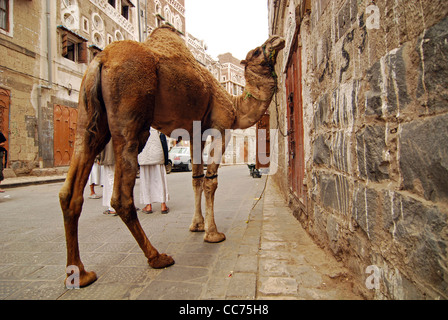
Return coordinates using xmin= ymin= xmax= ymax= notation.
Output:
xmin=0 ymin=130 xmax=6 ymax=193
xmin=138 ymin=127 xmax=170 ymax=214
xmin=88 ymin=155 xmax=102 ymax=199
xmin=99 ymin=140 xmax=116 ymax=215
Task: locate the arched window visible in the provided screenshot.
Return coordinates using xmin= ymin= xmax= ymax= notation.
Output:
xmin=155 ymin=0 xmax=161 ymax=15
xmin=164 ymin=6 xmax=172 ymax=23
xmin=115 ymin=30 xmax=124 ymax=41
xmin=174 ymin=15 xmax=182 ymax=31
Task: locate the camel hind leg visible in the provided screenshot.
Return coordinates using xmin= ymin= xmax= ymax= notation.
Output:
xmin=60 ymin=57 xmax=111 ymax=287
xmin=60 ymin=148 xmax=104 ymax=287
xmin=189 ymin=140 xmax=205 ymax=232
xmin=59 ymin=117 xmax=110 ymax=287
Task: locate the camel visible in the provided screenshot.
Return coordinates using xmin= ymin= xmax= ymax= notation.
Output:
xmin=59 ymin=24 xmax=285 ymax=287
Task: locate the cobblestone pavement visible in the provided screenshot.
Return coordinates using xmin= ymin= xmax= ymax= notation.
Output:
xmin=0 ymin=165 xmax=362 ymax=300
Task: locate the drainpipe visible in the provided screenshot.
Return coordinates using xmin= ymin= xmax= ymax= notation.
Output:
xmin=144 ymin=0 xmax=148 ymax=40
xmin=137 ymin=0 xmax=142 ymax=42
xmin=45 ymin=0 xmax=52 ymax=86
xmin=37 ymin=0 xmax=53 ymax=168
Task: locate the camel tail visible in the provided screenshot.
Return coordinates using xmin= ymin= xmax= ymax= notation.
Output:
xmin=81 ymin=57 xmax=109 ymax=149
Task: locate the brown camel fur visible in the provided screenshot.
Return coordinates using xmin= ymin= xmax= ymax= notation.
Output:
xmin=59 ymin=25 xmax=285 ymax=287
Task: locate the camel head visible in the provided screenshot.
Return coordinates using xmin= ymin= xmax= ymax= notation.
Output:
xmin=241 ymin=35 xmax=286 ymax=78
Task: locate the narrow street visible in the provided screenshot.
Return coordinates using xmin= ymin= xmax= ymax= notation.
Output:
xmin=0 ymin=165 xmax=362 ymax=300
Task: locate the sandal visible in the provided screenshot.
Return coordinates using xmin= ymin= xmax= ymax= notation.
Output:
xmin=103 ymin=209 xmax=117 ymax=216
xmin=142 ymin=208 xmax=153 ymax=214
xmin=161 ymin=208 xmax=170 ymax=214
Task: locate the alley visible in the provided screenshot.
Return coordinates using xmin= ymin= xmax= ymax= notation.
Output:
xmin=0 ymin=165 xmax=362 ymax=300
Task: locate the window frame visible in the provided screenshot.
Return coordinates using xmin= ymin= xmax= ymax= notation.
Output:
xmin=0 ymin=0 xmax=12 ymax=36
xmin=59 ymin=26 xmax=88 ymax=64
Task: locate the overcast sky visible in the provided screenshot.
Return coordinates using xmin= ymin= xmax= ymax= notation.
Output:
xmin=184 ymin=0 xmax=269 ymax=61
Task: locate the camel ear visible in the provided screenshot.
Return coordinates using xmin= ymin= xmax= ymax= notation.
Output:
xmin=241 ymin=59 xmax=247 ymax=65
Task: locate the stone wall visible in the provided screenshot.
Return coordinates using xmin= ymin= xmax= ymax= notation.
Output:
xmin=269 ymin=0 xmax=448 ymax=299
xmin=0 ymin=0 xmax=44 ymax=173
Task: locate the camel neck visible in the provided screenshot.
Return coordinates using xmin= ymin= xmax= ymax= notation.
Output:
xmin=232 ymin=86 xmax=276 ymax=130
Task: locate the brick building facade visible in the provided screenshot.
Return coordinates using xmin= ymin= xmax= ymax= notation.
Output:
xmin=0 ymin=0 xmax=139 ymax=175
xmin=268 ymin=0 xmax=448 ymax=299
xmin=1 ymin=0 xmax=254 ymax=176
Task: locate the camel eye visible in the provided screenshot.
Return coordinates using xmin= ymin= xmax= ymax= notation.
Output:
xmin=253 ymin=49 xmax=261 ymax=57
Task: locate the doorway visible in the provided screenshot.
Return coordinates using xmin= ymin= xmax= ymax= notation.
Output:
xmin=285 ymin=41 xmax=305 ymax=200
xmin=54 ymin=104 xmax=78 ymax=166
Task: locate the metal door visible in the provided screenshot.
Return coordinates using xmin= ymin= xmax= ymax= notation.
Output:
xmin=285 ymin=42 xmax=305 ymax=199
xmin=54 ymin=104 xmax=77 ymax=166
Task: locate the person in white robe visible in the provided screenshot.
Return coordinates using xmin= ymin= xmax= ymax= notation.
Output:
xmin=99 ymin=140 xmax=116 ymax=215
xmin=88 ymin=156 xmax=102 ymax=199
xmin=138 ymin=127 xmax=170 ymax=214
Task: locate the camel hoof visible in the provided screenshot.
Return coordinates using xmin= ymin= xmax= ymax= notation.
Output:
xmin=66 ymin=270 xmax=97 ymax=288
xmin=79 ymin=270 xmax=98 ymax=288
xmin=148 ymin=253 xmax=175 ymax=269
xmin=204 ymin=232 xmax=226 ymax=243
xmin=189 ymin=222 xmax=205 ymax=232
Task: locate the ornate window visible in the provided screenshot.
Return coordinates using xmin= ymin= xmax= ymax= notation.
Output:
xmin=61 ymin=0 xmax=79 ymax=31
xmin=164 ymin=6 xmax=172 ymax=24
xmin=155 ymin=1 xmax=162 ymax=15
xmin=107 ymin=33 xmax=113 ymax=45
xmin=174 ymin=15 xmax=182 ymax=31
xmin=59 ymin=25 xmax=88 ymax=64
xmin=92 ymin=13 xmax=104 ymax=32
xmin=115 ymin=30 xmax=124 ymax=41
xmin=92 ymin=31 xmax=104 ymax=48
xmin=82 ymin=16 xmax=89 ymax=33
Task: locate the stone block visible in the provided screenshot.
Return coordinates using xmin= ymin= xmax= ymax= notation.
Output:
xmin=390 ymin=193 xmax=448 ymax=297
xmin=400 ymin=114 xmax=448 ymax=202
xmin=417 ymin=16 xmax=448 ymax=113
xmin=317 ymin=172 xmax=350 ymax=215
xmin=326 ymin=214 xmax=340 ymax=255
xmin=313 ymin=93 xmax=331 ymax=130
xmin=352 ymin=184 xmax=379 ymax=240
xmin=331 ymin=131 xmax=350 ymax=173
xmin=384 ymin=47 xmax=410 ymax=115
xmin=258 ymin=277 xmax=298 ymax=296
xmin=365 ymin=47 xmax=410 ymax=118
xmin=356 ymin=124 xmax=389 ymax=182
xmin=313 ymin=134 xmax=331 ymax=166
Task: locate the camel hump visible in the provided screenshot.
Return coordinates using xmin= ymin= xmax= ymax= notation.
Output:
xmin=145 ymin=25 xmax=193 ymax=61
xmin=158 ymin=24 xmax=177 ymax=33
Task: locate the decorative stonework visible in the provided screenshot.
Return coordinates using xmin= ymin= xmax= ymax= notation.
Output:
xmin=167 ymin=0 xmax=185 ymax=16
xmin=89 ymin=0 xmax=135 ymax=36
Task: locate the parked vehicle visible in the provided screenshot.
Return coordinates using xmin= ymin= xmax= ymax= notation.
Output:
xmin=168 ymin=146 xmax=192 ymax=172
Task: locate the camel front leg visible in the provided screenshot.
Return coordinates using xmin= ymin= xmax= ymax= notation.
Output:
xmin=189 ymin=142 xmax=205 ymax=232
xmin=203 ymin=163 xmax=225 ymax=243
xmin=202 ymin=133 xmax=228 ymax=243
xmin=110 ymin=134 xmax=174 ymax=269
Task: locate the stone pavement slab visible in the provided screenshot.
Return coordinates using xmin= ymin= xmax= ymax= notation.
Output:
xmin=0 ymin=165 xmax=363 ymax=300
xmin=255 ymin=179 xmax=362 ymax=300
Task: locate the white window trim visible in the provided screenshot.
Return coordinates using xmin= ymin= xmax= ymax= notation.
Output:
xmin=82 ymin=16 xmax=89 ymax=33
xmin=0 ymin=0 xmax=13 ymax=38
